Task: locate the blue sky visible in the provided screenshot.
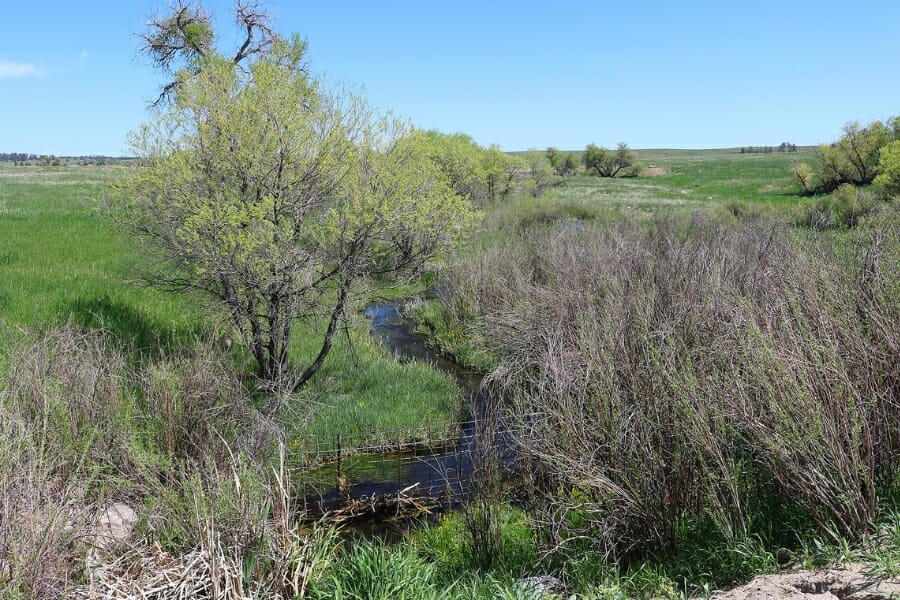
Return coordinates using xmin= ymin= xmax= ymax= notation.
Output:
xmin=1 ymin=1 xmax=898 ymax=155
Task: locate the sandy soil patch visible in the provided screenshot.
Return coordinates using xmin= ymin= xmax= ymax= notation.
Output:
xmin=642 ymin=165 xmax=670 ymax=176
xmin=710 ymin=564 xmax=900 ymax=599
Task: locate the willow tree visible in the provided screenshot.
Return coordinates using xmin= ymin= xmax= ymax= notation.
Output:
xmin=792 ymin=118 xmax=896 ymax=194
xmin=419 ymin=131 xmax=522 ymax=205
xmin=119 ymin=31 xmax=476 ymax=388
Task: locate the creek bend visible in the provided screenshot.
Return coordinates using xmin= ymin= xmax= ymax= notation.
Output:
xmin=297 ymin=301 xmax=513 ymax=535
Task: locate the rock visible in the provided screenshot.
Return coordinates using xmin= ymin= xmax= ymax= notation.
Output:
xmin=95 ymin=503 xmax=137 ymax=550
xmin=85 ymin=503 xmax=137 ymax=570
xmin=517 ymin=574 xmax=567 ymax=597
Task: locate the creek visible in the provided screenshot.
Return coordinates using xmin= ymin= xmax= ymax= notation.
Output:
xmin=297 ymin=301 xmax=513 ymax=536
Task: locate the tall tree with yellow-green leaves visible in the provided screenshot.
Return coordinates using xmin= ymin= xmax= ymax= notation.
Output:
xmin=118 ymin=3 xmax=477 ymax=388
xmin=420 ymin=131 xmax=523 ymax=205
xmin=875 ymin=118 xmax=900 ymax=196
xmin=793 ymin=118 xmax=897 ymax=194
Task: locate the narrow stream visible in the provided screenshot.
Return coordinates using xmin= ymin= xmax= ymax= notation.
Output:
xmin=364 ymin=302 xmax=484 ymax=400
xmin=298 ymin=301 xmax=513 ymax=535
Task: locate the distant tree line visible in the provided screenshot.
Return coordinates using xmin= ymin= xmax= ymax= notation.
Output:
xmin=0 ymin=152 xmax=36 ymax=162
xmin=3 ymin=154 xmax=67 ymax=166
xmin=0 ymin=153 xmax=122 ymax=165
xmin=740 ymin=142 xmax=797 ymax=154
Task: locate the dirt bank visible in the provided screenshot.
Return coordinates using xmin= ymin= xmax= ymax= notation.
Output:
xmin=711 ymin=564 xmax=900 ymax=599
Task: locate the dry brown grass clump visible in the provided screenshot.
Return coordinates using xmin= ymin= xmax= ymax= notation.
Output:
xmin=0 ymin=327 xmax=131 ymax=597
xmin=442 ymin=210 xmax=900 ymax=561
xmin=0 ymin=403 xmax=97 ymax=598
xmin=0 ymin=326 xmax=329 ymax=599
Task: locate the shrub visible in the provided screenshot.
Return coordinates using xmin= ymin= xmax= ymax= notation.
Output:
xmin=523 ymin=150 xmax=560 ymax=197
xmin=436 ymin=213 xmax=900 ymax=562
xmin=141 ymin=342 xmax=277 ymax=466
xmin=622 ymin=161 xmax=643 ymax=178
xmin=584 ymin=142 xmax=636 ymax=177
xmin=724 ymin=200 xmax=753 ymax=219
xmin=792 ymin=161 xmax=815 ymax=195
xmin=4 ymin=326 xmax=142 ymax=478
xmin=0 ymin=403 xmax=97 ymax=599
xmin=796 ymin=184 xmax=882 ymax=230
xmin=546 ymin=147 xmax=579 ymax=177
xmin=792 ymin=118 xmax=896 ymax=194
xmin=875 ymin=139 xmax=900 ymax=196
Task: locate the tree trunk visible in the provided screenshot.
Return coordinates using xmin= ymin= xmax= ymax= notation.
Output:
xmin=294 ymin=280 xmax=352 ymax=389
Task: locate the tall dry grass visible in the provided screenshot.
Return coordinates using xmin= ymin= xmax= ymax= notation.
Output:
xmin=0 ymin=326 xmax=335 ymax=598
xmin=439 ymin=209 xmax=900 ymax=561
xmin=0 ymin=403 xmax=97 ymax=598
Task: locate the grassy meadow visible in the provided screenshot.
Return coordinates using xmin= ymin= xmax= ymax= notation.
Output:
xmin=539 ymin=147 xmax=814 ymax=211
xmin=0 ymin=165 xmax=199 ymax=347
xmin=469 ymin=148 xmax=818 ymax=252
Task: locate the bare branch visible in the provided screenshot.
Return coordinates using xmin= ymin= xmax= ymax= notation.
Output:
xmin=232 ymin=1 xmax=275 ymax=65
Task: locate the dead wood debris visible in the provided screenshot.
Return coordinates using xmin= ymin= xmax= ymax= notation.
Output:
xmin=324 ymin=483 xmax=442 ymax=524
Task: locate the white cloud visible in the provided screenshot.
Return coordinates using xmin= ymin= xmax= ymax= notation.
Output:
xmin=0 ymin=59 xmax=37 ymax=79
xmin=79 ymin=50 xmax=89 ymax=64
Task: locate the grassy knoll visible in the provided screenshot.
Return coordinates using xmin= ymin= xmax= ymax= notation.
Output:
xmin=0 ymin=164 xmax=460 ymax=438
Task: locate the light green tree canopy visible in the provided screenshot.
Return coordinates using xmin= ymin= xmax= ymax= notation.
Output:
xmin=875 ymin=140 xmax=900 ymax=196
xmin=420 ymin=131 xmax=522 ymax=204
xmin=792 ymin=118 xmax=896 ymax=194
xmin=482 ymin=144 xmax=523 ymax=201
xmin=119 ymin=28 xmax=476 ymax=388
xmin=546 ymin=147 xmax=579 ymax=177
xmin=523 ymin=149 xmax=559 ymax=197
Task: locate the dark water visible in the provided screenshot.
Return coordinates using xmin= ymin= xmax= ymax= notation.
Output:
xmin=297 ymin=302 xmax=513 ymax=534
xmin=364 ymin=302 xmax=485 ymax=400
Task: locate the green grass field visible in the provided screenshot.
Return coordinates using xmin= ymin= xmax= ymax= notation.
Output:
xmin=545 ymin=147 xmax=814 ymax=211
xmin=0 ymin=165 xmax=199 ymax=345
xmin=466 ymin=147 xmax=821 ymax=259
xmin=0 ymin=164 xmax=460 ymax=440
